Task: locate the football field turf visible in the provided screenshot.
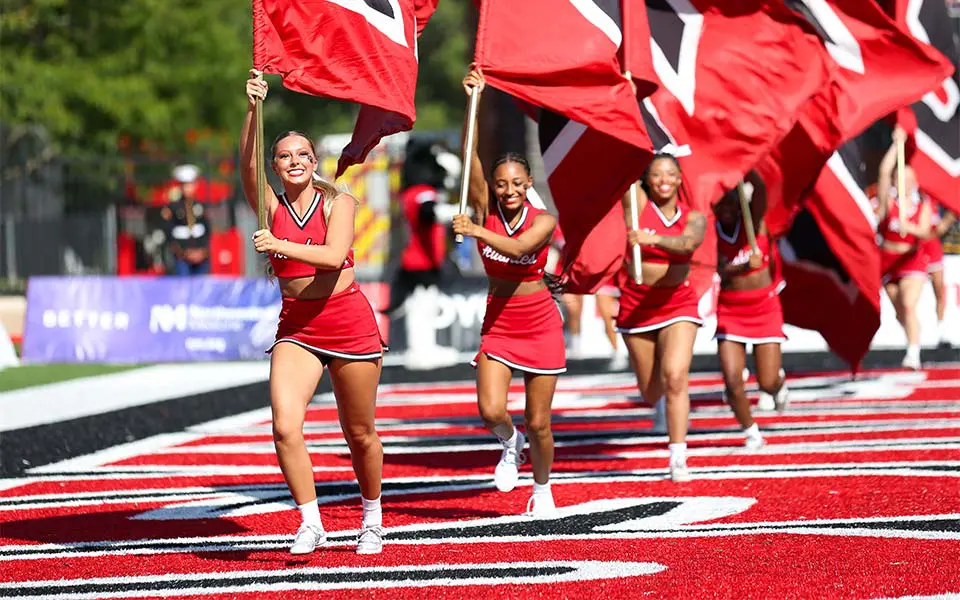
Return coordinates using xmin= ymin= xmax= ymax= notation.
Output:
xmin=1 ymin=365 xmax=958 ymax=598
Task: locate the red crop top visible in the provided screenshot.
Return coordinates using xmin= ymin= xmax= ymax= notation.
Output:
xmin=716 ymin=220 xmax=770 ymax=276
xmin=879 ymin=189 xmax=926 ymax=246
xmin=636 ymin=200 xmax=694 ymax=265
xmin=478 ymin=201 xmax=550 ymax=282
xmin=268 ymin=190 xmax=355 ymax=279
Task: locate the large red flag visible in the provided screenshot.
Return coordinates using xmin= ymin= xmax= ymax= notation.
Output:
xmin=488 ymin=0 xmax=660 ymax=293
xmin=544 ymin=1 xmax=834 ymax=295
xmin=761 ymin=0 xmax=953 ymax=233
xmin=252 ymin=0 xmax=433 ymax=177
xmin=887 ymin=0 xmax=960 ymax=214
xmin=777 ymin=138 xmax=881 ymax=371
xmin=475 ymin=0 xmax=654 ymax=151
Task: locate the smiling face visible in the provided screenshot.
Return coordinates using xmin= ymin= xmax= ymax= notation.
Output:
xmin=492 ymin=161 xmax=531 ymax=212
xmin=644 ymin=157 xmax=681 ymax=203
xmin=271 ymin=134 xmax=316 ymax=188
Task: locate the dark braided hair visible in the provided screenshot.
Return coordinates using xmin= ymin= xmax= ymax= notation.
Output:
xmin=491 ymin=152 xmax=531 ymax=178
xmin=639 ymin=152 xmax=682 ymax=196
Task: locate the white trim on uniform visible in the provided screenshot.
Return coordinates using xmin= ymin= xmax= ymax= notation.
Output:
xmin=715 ymin=333 xmax=788 ymax=345
xmin=280 ymin=191 xmax=322 ymax=229
xmin=927 ymin=261 xmax=944 ymax=273
xmin=470 ymin=352 xmax=567 ymax=375
xmin=651 ymin=202 xmax=682 ymax=228
xmin=498 ymin=203 xmax=529 ymax=236
xmin=617 ymin=316 xmax=703 ymax=334
xmin=882 ymin=270 xmax=929 ymax=284
xmin=267 ymin=338 xmax=384 ymax=360
xmin=716 ymin=221 xmax=740 ymax=245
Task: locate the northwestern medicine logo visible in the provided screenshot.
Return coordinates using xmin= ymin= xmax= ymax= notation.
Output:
xmin=149 ymin=304 xmax=280 ymax=333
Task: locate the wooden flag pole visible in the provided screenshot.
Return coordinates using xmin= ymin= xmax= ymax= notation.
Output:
xmin=620 ymin=0 xmax=643 ymax=284
xmin=736 ymin=181 xmax=760 ymax=253
xmin=896 ymin=135 xmax=907 ymax=222
xmin=455 ymin=86 xmax=482 ymax=244
xmin=253 ymin=70 xmax=267 ymax=231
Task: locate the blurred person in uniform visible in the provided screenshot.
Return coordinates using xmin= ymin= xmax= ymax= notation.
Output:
xmin=545 ymin=225 xmax=584 ymax=358
xmin=390 ymin=139 xmax=463 ymax=370
xmin=162 ymin=164 xmax=211 ymax=276
xmin=920 ymin=202 xmax=956 ymax=348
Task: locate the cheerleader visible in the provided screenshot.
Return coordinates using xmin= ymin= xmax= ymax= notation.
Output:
xmin=920 ymin=202 xmax=956 ymax=347
xmin=452 ymin=68 xmax=565 ymax=517
xmin=876 ymin=127 xmax=933 ymax=369
xmin=713 ymin=172 xmax=788 ymax=450
xmin=242 ymin=71 xmax=387 ymax=555
xmin=617 ymin=153 xmax=707 ymax=481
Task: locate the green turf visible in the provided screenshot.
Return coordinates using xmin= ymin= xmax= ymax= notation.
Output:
xmin=0 ymin=364 xmax=141 ymax=393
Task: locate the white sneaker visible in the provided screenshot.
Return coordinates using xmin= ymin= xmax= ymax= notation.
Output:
xmin=356 ymin=525 xmax=384 ymax=555
xmin=744 ymin=435 xmax=766 ymax=450
xmin=289 ymin=523 xmax=326 ymax=555
xmin=774 ymin=384 xmax=789 ymax=412
xmin=902 ymin=353 xmax=921 ymax=371
xmin=756 ymin=391 xmax=775 ymax=411
xmin=525 ymin=493 xmax=559 ymax=519
xmin=609 ymin=351 xmax=629 ymax=372
xmin=651 ymin=397 xmax=667 ymax=434
xmin=494 ymin=431 xmax=526 ymax=492
xmin=669 ymin=459 xmax=691 ymax=482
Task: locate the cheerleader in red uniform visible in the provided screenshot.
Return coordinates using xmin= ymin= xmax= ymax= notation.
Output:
xmin=617 ymin=153 xmax=707 ymax=482
xmin=452 ymin=68 xmax=565 ymax=518
xmin=920 ymin=202 xmax=956 ymax=347
xmin=713 ymin=172 xmax=788 ymax=450
xmin=876 ymin=127 xmax=933 ymax=369
xmin=243 ymin=71 xmax=386 ymax=555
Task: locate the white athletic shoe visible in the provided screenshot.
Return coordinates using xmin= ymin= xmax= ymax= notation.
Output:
xmin=774 ymin=383 xmax=790 ymax=412
xmin=525 ymin=493 xmax=559 ymax=519
xmin=356 ymin=525 xmax=384 ymax=555
xmin=744 ymin=435 xmax=767 ymax=450
xmin=494 ymin=432 xmax=527 ymax=492
xmin=609 ymin=351 xmax=629 ymax=372
xmin=669 ymin=459 xmax=691 ymax=482
xmin=651 ymin=397 xmax=667 ymax=434
xmin=902 ymin=353 xmax=921 ymax=371
xmin=756 ymin=391 xmax=775 ymax=411
xmin=289 ymin=523 xmax=326 ymax=555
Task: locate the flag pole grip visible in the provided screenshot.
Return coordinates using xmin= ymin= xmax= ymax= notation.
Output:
xmin=456 ymin=87 xmax=482 ymax=244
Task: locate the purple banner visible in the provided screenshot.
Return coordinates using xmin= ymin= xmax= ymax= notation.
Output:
xmin=22 ymin=277 xmax=283 ymax=363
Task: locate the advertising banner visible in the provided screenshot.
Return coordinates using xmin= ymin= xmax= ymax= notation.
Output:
xmin=22 ymin=277 xmax=283 ymax=363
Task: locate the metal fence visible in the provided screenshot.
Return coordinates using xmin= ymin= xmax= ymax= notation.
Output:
xmin=0 ymin=209 xmax=116 ymax=282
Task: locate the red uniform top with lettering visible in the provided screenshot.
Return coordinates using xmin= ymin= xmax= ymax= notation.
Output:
xmin=879 ymin=190 xmax=926 ymax=246
xmin=714 ymin=219 xmax=786 ymax=344
xmin=637 ymin=201 xmax=693 ymax=264
xmin=269 ymin=190 xmax=355 ymax=279
xmin=478 ymin=202 xmax=550 ymax=282
xmin=400 ymin=184 xmax=446 ymax=271
xmin=716 ymin=220 xmax=771 ymax=277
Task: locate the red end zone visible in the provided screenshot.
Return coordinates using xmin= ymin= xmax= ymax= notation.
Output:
xmin=1 ymin=366 xmax=958 ymax=599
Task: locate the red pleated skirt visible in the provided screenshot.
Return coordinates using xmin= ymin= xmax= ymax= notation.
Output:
xmin=881 ymin=248 xmax=928 ymax=284
xmin=715 ymin=283 xmax=787 ymax=344
xmin=471 ymin=288 xmax=566 ymax=375
xmin=920 ymin=237 xmax=944 ymax=273
xmin=616 ymin=280 xmax=703 ymax=334
xmin=267 ymin=283 xmax=386 ymax=362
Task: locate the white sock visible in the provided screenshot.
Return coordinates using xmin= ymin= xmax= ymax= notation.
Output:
xmin=493 ymin=423 xmax=515 ymax=443
xmin=361 ymin=495 xmax=382 ymax=528
xmin=906 ymin=344 xmax=920 ymax=359
xmin=533 ymin=481 xmax=551 ymax=496
xmin=668 ymin=442 xmax=687 ymax=464
xmin=744 ymin=423 xmax=762 ymax=440
xmin=297 ymin=499 xmax=322 ymax=528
